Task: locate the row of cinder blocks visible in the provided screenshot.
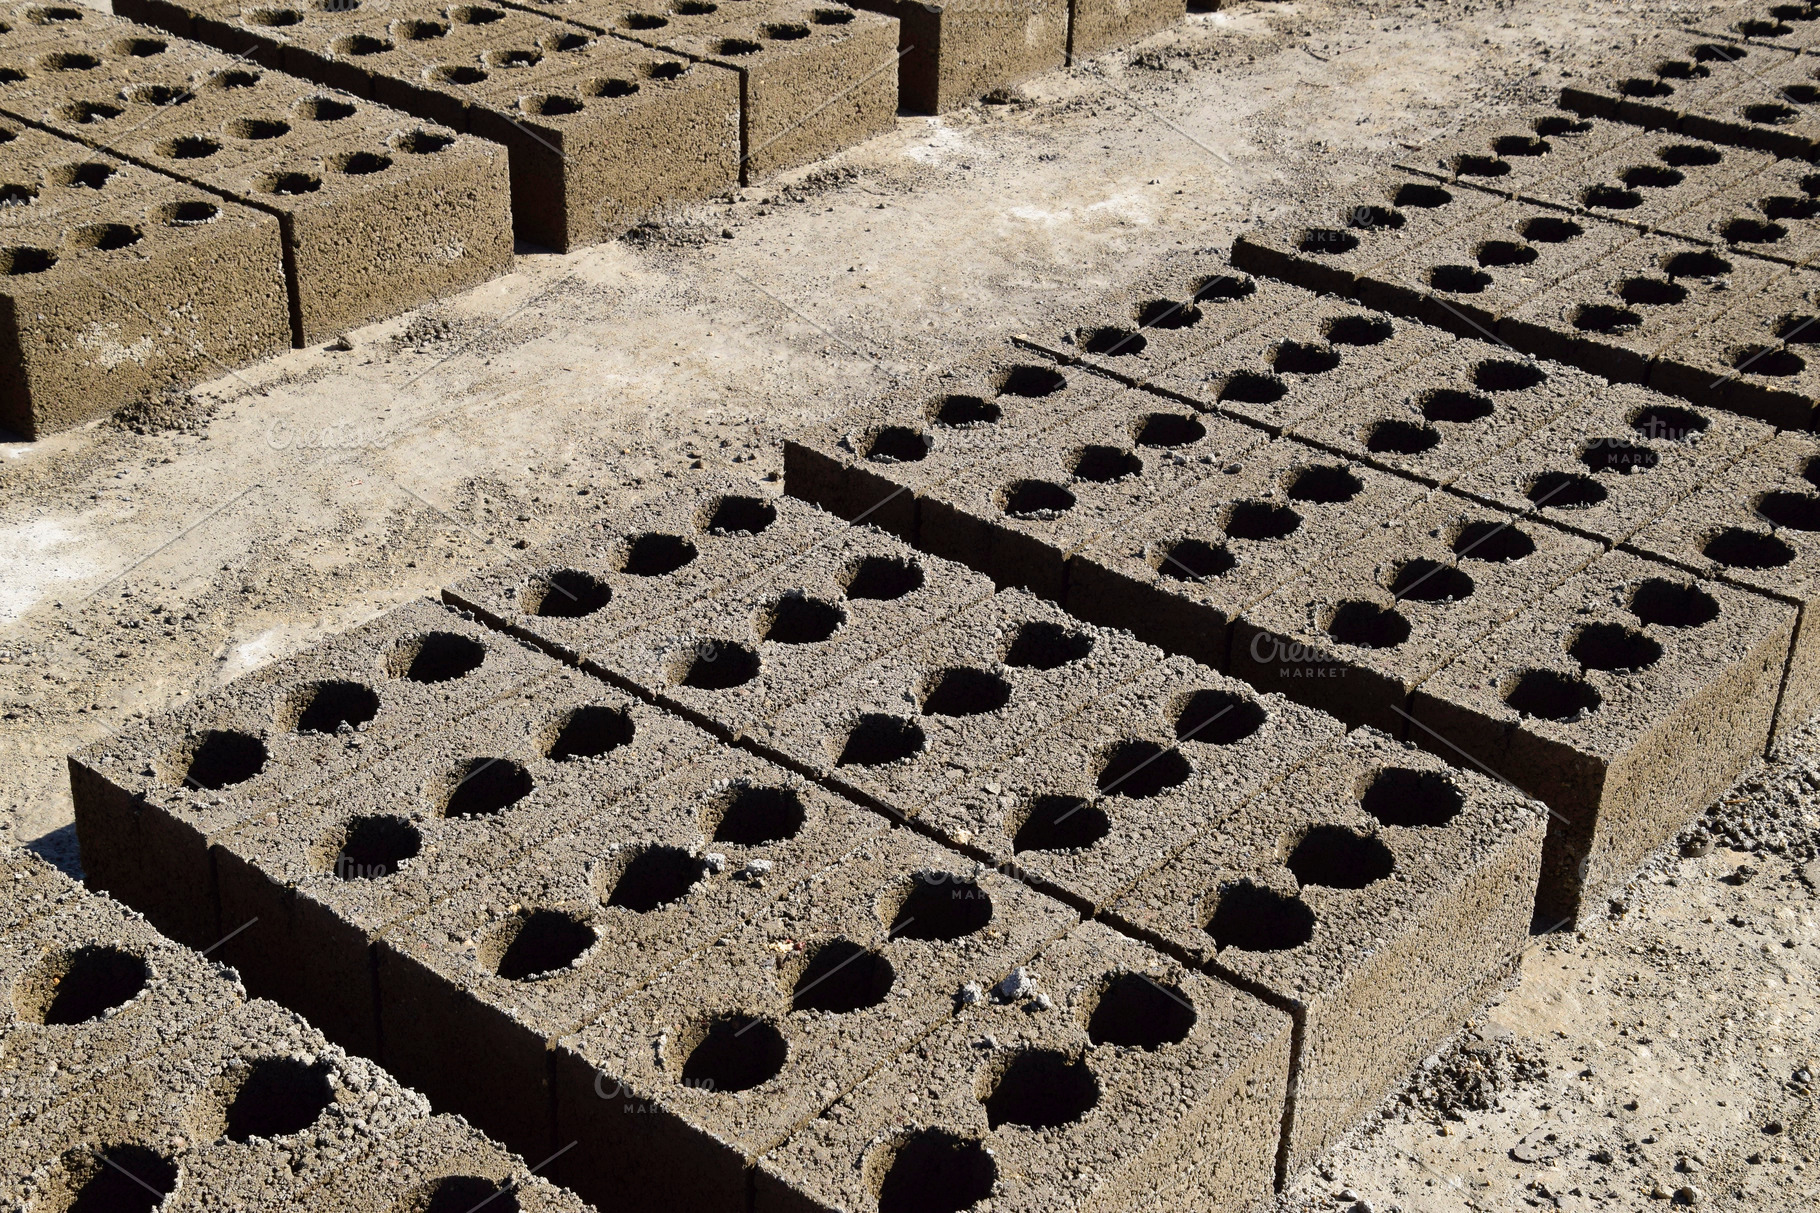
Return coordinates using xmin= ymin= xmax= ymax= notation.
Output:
xmin=0 ymin=845 xmax=592 ymax=1212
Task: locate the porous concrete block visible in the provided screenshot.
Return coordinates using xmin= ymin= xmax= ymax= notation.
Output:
xmin=783 ymin=346 xmax=1127 ymax=538
xmin=916 ymin=654 xmax=1346 ymax=913
xmin=0 ymin=891 xmax=245 ymax=1129
xmin=1106 ymin=727 xmax=1547 ymax=1179
xmin=1625 ymin=431 xmax=1820 ymax=745
xmin=549 ymin=827 xmax=1078 ymax=1213
xmin=0 ymin=846 xmax=84 ymax=931
xmin=1065 ymin=438 xmax=1427 ymax=668
xmin=1393 ymin=107 xmax=1651 ymax=200
xmin=1648 ymin=263 xmax=1820 ymax=430
xmin=445 ymin=476 xmax=848 ymax=662
xmin=297 ymin=1114 xmax=594 ymax=1212
xmin=69 ymin=598 xmax=558 ymax=949
xmin=1664 ymin=161 xmax=1820 ymax=271
xmin=1512 ymin=131 xmax=1772 ymax=233
xmin=847 ymin=0 xmax=1067 ymax=115
xmin=1693 ymin=2 xmax=1820 ymax=54
xmin=1230 ymin=494 xmax=1602 ymax=733
xmin=210 ymin=673 xmax=716 ymax=1057
xmin=1677 ymin=50 xmax=1820 ymax=161
xmin=375 ymin=746 xmax=886 ymax=1155
xmin=1409 ymin=550 xmax=1795 ymax=924
xmin=1447 ymin=380 xmax=1775 ymax=547
xmin=753 ymin=920 xmax=1291 ymax=1213
xmin=1067 ymin=0 xmax=1183 ymax=62
xmin=1557 ymin=31 xmax=1794 ymax=133
xmin=750 ymin=589 xmax=1162 ymax=820
xmin=915 ymin=395 xmax=1265 ymax=599
xmin=590 ymin=523 xmax=995 ymax=741
xmin=0 ymin=124 xmax=289 ymax=438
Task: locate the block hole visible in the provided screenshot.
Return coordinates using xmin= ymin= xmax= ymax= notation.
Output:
xmin=394 ymin=128 xmax=454 ymax=153
xmin=18 ymin=945 xmax=147 ymax=1025
xmin=1619 ymin=77 xmax=1673 ymax=98
xmin=262 ymin=171 xmax=320 ymax=195
xmin=760 ymin=594 xmax=845 ymax=643
xmin=1658 ymin=141 xmax=1722 ymax=167
xmin=1359 ymin=766 xmax=1462 ymax=827
xmin=837 ymin=714 xmax=924 ymax=766
xmin=1366 ymin=419 xmax=1440 ymax=455
xmin=669 ymin=640 xmax=760 ymax=690
xmin=707 ymin=783 xmax=804 ymax=845
xmin=1663 ymin=249 xmax=1730 ymax=278
xmin=870 ymin=1130 xmax=995 ymax=1213
xmin=1070 ymin=444 xmax=1142 ymax=482
xmin=431 ymin=65 xmax=486 ymax=84
xmin=1392 ymin=181 xmax=1451 ymax=207
xmin=451 ymin=4 xmax=504 ymax=20
xmin=388 ymin=630 xmax=484 ymax=682
xmin=336 ymin=33 xmax=392 ymax=54
xmin=175 ymin=729 xmax=266 ymax=789
xmin=1703 ymin=526 xmax=1795 ymax=569
xmin=1730 ymin=345 xmax=1805 ymax=376
xmin=1324 ymin=600 xmax=1410 ymax=648
xmin=1218 ymin=371 xmax=1286 ymax=404
xmin=1474 ymin=359 xmax=1544 ymax=393
xmin=677 ymin=1014 xmax=785 ymax=1092
xmin=1205 ymin=881 xmax=1314 ymax=952
xmin=227 ymin=117 xmax=289 ymax=139
xmin=487 ymin=909 xmax=595 ymax=979
xmin=162 ymin=136 xmax=220 ymax=160
xmin=396 ymin=1177 xmax=521 ymax=1213
xmin=1172 ymin=688 xmax=1265 ymax=744
xmin=69 ymin=223 xmax=140 ymax=251
xmin=217 ymin=1057 xmax=334 ymax=1141
xmin=1429 ymin=264 xmax=1493 ymax=293
xmin=702 ymin=493 xmax=776 ymax=535
xmin=41 ymin=51 xmax=98 ymax=69
xmin=1288 ymin=825 xmax=1394 ymax=888
xmin=585 ymin=77 xmax=636 ymax=97
xmin=210 ymin=68 xmax=261 ymax=87
xmin=1011 ymin=794 xmax=1108 ymax=853
xmin=1629 ymin=578 xmax=1720 ymax=627
xmin=48 ymin=1144 xmax=177 ymax=1213
xmin=1135 ymin=412 xmax=1204 ymax=447
xmin=1451 ymin=153 xmax=1509 ymax=177
xmin=1620 ymin=276 xmax=1686 ymax=306
xmin=245 ymin=6 xmax=300 ymax=22
xmin=1095 ymin=739 xmax=1191 ymax=798
xmin=1762 ymin=194 xmax=1820 ymax=220
xmin=1785 ymin=85 xmax=1820 ymax=104
xmin=1388 ymin=558 xmax=1473 ymax=602
xmin=543 ymin=704 xmax=634 ymax=762
xmin=1002 ymin=619 xmax=1092 ymax=668
xmin=285 ymin=678 xmax=378 ymax=734
xmin=863 ymin=425 xmax=929 ymax=463
xmin=522 ymin=567 xmax=611 ymax=617
xmin=1722 ymin=217 xmax=1787 ymax=244
xmin=1620 ymin=164 xmax=1682 ymax=189
xmin=618 ymin=532 xmax=697 ymax=575
xmin=1324 ymin=314 xmax=1393 ymax=346
xmin=439 ymin=758 xmax=532 ymax=817
xmin=1630 ymin=403 xmax=1708 ymax=441
xmin=25 ymin=4 xmax=83 ymax=19
xmin=1743 ymin=17 xmax=1795 ymax=34
xmin=1757 ymin=489 xmax=1820 ymax=531
xmin=1272 ymin=340 xmax=1340 ymax=374
xmin=790 ymin=938 xmax=894 ymax=1012
xmin=1572 ymin=304 xmax=1641 ymax=334
xmin=1136 ymin=297 xmax=1200 ymax=329
xmin=810 ymin=6 xmax=852 ymax=20
xmin=1526 ymin=470 xmax=1606 ymax=509
xmin=1224 ymin=500 xmax=1301 ymax=540
xmin=1081 ymin=325 xmax=1145 ymax=355
xmin=1084 ymin=971 xmax=1195 ymax=1048
xmin=522 ymin=94 xmax=581 ymax=116
xmin=1745 ymin=103 xmax=1799 ymax=125
xmin=920 ymin=667 xmax=1011 ymax=717
xmin=1504 ymin=668 xmax=1601 ymax=721
xmin=1420 ymin=388 xmax=1493 ymax=423
xmin=395 ymin=18 xmax=448 ymax=38
xmin=123 ymin=83 xmax=187 ymax=107
xmin=485 ymin=47 xmax=540 ymax=68
xmin=1521 ymin=215 xmax=1582 ymax=242
xmin=844 ymin=555 xmax=922 ymax=600
xmin=62 ymin=100 xmax=125 ymax=124
xmin=716 ymin=36 xmax=761 ymax=53
xmin=1192 ymin=273 xmax=1256 ymax=301
xmin=932 ymin=393 xmax=998 ymax=426
xmin=0 ymin=184 xmax=39 ymax=209
xmin=1155 ymin=537 xmax=1235 ymax=581
xmin=1690 ymin=43 xmax=1741 ymax=62
xmin=602 ymin=846 xmax=705 ymax=912
xmin=1452 ymin=519 xmax=1534 ymax=562
xmin=981 ymin=1049 xmax=1098 ymax=1129
xmin=1780 ymin=315 xmax=1820 ymax=344
xmin=1493 ymin=134 xmax=1550 ymax=157
xmin=1579 ymin=438 xmax=1658 ymax=475
xmin=620 ymin=10 xmax=667 ymax=27
xmin=1569 ymin=622 xmax=1662 ymax=672
xmin=994 ymin=364 xmax=1066 ymax=397
xmin=1287 ymin=464 xmax=1361 ymax=503
xmin=1475 ymin=240 xmax=1536 ymax=268
xmin=297 ymin=95 xmax=355 ymax=120
xmin=1533 ymin=114 xmax=1591 ymax=136
xmin=1296 ymin=227 xmax=1357 ymax=254
xmin=645 ymin=61 xmax=688 ymax=80
xmin=883 ymin=872 xmax=992 ymax=940
xmin=1000 ymin=479 xmax=1075 ymax=519
xmin=323 ymin=814 xmax=419 ymax=881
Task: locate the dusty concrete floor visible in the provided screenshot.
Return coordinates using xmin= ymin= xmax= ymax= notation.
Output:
xmin=4 ymin=0 xmax=1815 ymax=1205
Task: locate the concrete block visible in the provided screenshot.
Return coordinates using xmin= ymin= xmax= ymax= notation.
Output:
xmin=750 ymin=589 xmax=1162 ymax=820
xmin=1284 ymin=336 xmax=1596 ymax=488
xmin=1510 ymin=131 xmax=1772 ymax=233
xmin=0 ymin=846 xmax=85 ymax=931
xmin=590 ymin=523 xmax=995 ymax=741
xmin=1662 ymin=160 xmax=1820 ymax=271
xmin=1065 ymin=438 xmax=1427 ymax=668
xmin=1648 ymin=260 xmax=1820 ymax=429
xmin=1409 ymin=550 xmax=1795 ymax=923
xmin=915 ymin=393 xmax=1266 ymax=599
xmin=375 ymin=746 xmax=886 ymax=1155
xmin=1393 ymin=107 xmax=1654 ymax=200
xmin=211 ymin=674 xmax=716 ymax=1057
xmin=445 ymin=476 xmax=849 ymax=663
xmin=1624 ymin=431 xmax=1820 ymax=745
xmin=0 ymin=124 xmax=289 ymax=438
xmin=915 ymin=654 xmax=1346 ymax=913
xmin=754 ymin=921 xmax=1291 ymax=1213
xmin=549 ymin=827 xmax=1078 ymax=1213
xmin=1677 ymin=50 xmax=1820 ymax=161
xmin=1105 ymin=727 xmax=1547 ymax=1179
xmin=1693 ymin=3 xmax=1820 ymax=54
xmin=297 ymin=1114 xmax=594 ymax=1212
xmin=1557 ymin=32 xmax=1794 ymax=134
xmin=1230 ymin=494 xmax=1602 ymax=733
xmin=69 ymin=598 xmax=559 ymax=950
xmin=1448 ymin=380 xmax=1774 ymax=547
xmin=845 ymin=0 xmax=1067 ymax=115
xmin=1067 ymin=0 xmax=1183 ymax=62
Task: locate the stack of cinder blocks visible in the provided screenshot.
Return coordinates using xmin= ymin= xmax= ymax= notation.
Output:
xmin=0 ymin=845 xmax=592 ymax=1211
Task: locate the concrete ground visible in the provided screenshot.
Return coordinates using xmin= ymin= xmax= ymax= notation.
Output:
xmin=3 ymin=0 xmax=1814 ymax=1206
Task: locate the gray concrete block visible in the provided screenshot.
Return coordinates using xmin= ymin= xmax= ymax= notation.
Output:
xmin=1647 ymin=261 xmax=1820 ymax=430
xmin=1678 ymin=50 xmax=1820 ymax=161
xmin=549 ymin=827 xmax=1078 ymax=1213
xmin=1231 ymin=494 xmax=1602 ymax=733
xmin=1393 ymin=107 xmax=1654 ymax=201
xmin=1409 ymin=550 xmax=1795 ymax=924
xmin=1557 ymin=31 xmax=1794 ymax=134
xmin=1692 ymin=3 xmax=1820 ymax=54
xmin=1067 ymin=0 xmax=1183 ymax=61
xmin=0 ymin=846 xmax=87 ymax=931
xmin=1065 ymin=438 xmax=1428 ymax=667
xmin=69 ymin=599 xmax=558 ymax=950
xmin=1510 ymin=130 xmax=1772 ymax=234
xmin=1105 ymin=727 xmax=1547 ymax=1180
xmin=915 ymin=654 xmax=1346 ymax=913
xmin=296 ymin=1114 xmax=594 ymax=1212
xmin=753 ymin=920 xmax=1292 ymax=1213
xmin=373 ymin=747 xmax=885 ymax=1154
xmin=750 ymin=589 xmax=1163 ymax=820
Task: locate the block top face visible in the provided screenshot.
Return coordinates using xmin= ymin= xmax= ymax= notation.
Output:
xmin=445 ymin=477 xmax=846 ymax=657
xmin=1523 ymin=132 xmax=1774 ymax=230
xmin=758 ymin=920 xmax=1292 ymax=1213
xmin=1448 ymin=380 xmax=1775 ymax=545
xmin=459 ymin=36 xmax=731 ymax=141
xmin=1569 ymin=29 xmax=1796 ymax=113
xmin=916 ymin=654 xmax=1348 ymax=911
xmin=560 ymin=827 xmax=1078 ymax=1159
xmin=381 ymin=747 xmax=890 ymax=1038
xmin=71 ymin=599 xmax=559 ymax=828
xmin=1628 ymin=430 xmax=1820 ymax=600
xmin=0 ymin=847 xmax=84 ymax=930
xmin=296 ymin=1115 xmax=593 ymax=1213
xmin=1417 ymin=549 xmax=1797 ymax=762
xmin=1108 ymin=726 xmax=1546 ymax=1005
xmin=750 ymin=589 xmax=1166 ymax=815
xmin=1395 ymin=107 xmax=1649 ymax=196
xmin=586 ymin=0 xmax=895 ymax=63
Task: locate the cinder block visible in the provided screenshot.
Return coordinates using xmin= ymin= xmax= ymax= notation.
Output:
xmin=915 ymin=394 xmax=1266 ymax=599
xmin=590 ymin=523 xmax=995 ymax=741
xmin=1067 ymin=0 xmax=1183 ymax=62
xmin=1662 ymin=155 xmax=1820 ymax=270
xmin=1065 ymin=438 xmax=1427 ymax=667
xmin=1409 ymin=550 xmax=1795 ymax=924
xmin=1647 ymin=263 xmax=1820 ymax=430
xmin=0 ymin=124 xmax=289 ymax=438
xmin=750 ymin=589 xmax=1162 ymax=819
xmin=375 ymin=745 xmax=885 ymax=1156
xmin=1393 ymin=107 xmax=1653 ymax=200
xmin=1693 ymin=2 xmax=1820 ymax=54
xmin=0 ymin=846 xmax=85 ymax=930
xmin=1558 ymin=31 xmax=1794 ymax=134
xmin=1676 ymin=50 xmax=1820 ymax=161
xmin=783 ymin=346 xmax=1127 ymax=538
xmin=1447 ymin=381 xmax=1774 ymax=547
xmin=1284 ymin=337 xmax=1594 ymax=489
xmin=1230 ymin=494 xmax=1602 ymax=733
xmin=297 ymin=1114 xmax=594 ymax=1212
xmin=915 ymin=654 xmax=1345 ymax=913
xmin=754 ymin=921 xmax=1291 ymax=1213
xmin=549 ymin=827 xmax=1078 ymax=1213
xmin=210 ymin=672 xmax=715 ymax=1057
xmin=0 ymin=997 xmax=431 ymax=1212
xmin=846 ymin=0 xmax=1067 ymax=115
xmin=1106 ymin=727 xmax=1547 ymax=1179
xmin=69 ymin=598 xmax=559 ymax=949
xmin=1625 ymin=431 xmax=1820 ymax=744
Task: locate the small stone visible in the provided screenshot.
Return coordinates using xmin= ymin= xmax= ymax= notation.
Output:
xmin=957 ymin=982 xmax=983 ymax=1006
xmin=326 ymin=333 xmax=353 ymax=351
xmin=1676 ymin=1183 xmax=1701 ymax=1204
xmin=994 ymin=967 xmax=1033 ymax=1002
